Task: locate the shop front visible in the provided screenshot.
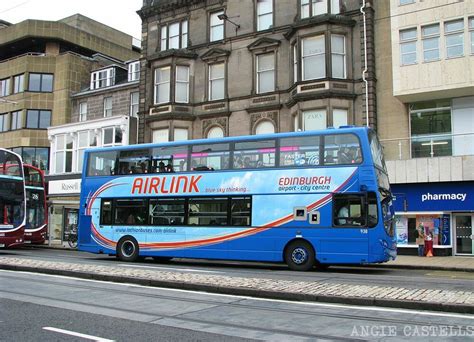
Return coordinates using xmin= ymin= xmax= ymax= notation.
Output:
xmin=391 ymin=181 xmax=474 ymax=256
xmin=47 ymin=177 xmax=81 ymax=247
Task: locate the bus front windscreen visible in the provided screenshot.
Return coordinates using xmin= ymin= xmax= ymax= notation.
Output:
xmin=26 ymin=189 xmax=45 ymax=229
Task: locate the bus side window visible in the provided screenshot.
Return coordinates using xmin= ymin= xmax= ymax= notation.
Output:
xmin=333 ymin=194 xmax=366 ymax=227
xmin=367 ymin=192 xmax=378 ymax=227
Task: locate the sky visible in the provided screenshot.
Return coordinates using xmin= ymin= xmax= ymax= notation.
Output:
xmin=0 ymin=0 xmax=143 ymax=40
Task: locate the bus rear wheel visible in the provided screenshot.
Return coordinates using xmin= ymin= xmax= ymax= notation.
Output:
xmin=285 ymin=240 xmax=315 ymax=272
xmin=117 ymin=236 xmax=139 ymax=262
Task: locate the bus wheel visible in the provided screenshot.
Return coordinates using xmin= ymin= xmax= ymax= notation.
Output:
xmin=117 ymin=236 xmax=139 ymax=262
xmin=285 ymin=240 xmax=315 ymax=271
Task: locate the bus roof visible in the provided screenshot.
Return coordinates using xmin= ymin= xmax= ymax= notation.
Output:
xmin=85 ymin=126 xmax=373 ymax=154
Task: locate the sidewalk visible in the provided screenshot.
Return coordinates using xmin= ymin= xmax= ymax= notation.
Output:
xmin=374 ymin=255 xmax=474 ymax=273
xmin=0 ymin=256 xmax=472 ymax=314
xmin=37 ymin=244 xmax=474 ymax=272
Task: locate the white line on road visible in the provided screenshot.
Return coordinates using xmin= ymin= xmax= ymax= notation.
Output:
xmin=117 ymin=263 xmax=221 ymax=274
xmin=43 ymin=327 xmax=114 ymax=341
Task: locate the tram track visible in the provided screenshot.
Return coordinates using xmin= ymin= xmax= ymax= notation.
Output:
xmin=1 ymin=270 xmax=472 ymax=335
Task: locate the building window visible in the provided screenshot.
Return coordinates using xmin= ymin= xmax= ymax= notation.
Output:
xmin=152 ymin=128 xmax=169 ymax=143
xmin=174 ymin=128 xmax=188 ymax=141
xmin=0 ymin=113 xmax=8 ymax=132
xmin=28 ymin=73 xmax=53 ymax=92
xmin=0 ymin=78 xmax=10 ymax=97
xmin=26 ymin=110 xmax=51 ymax=129
xmin=79 ymin=102 xmax=87 ymax=122
xmin=210 ymin=10 xmax=224 ymax=42
xmin=130 ymin=92 xmax=139 ymax=116
xmin=12 ymin=74 xmax=24 ymax=94
xmin=154 ymin=66 xmax=171 ymax=104
xmin=410 ymin=100 xmax=452 ymax=158
xmin=103 ymin=97 xmax=112 ymax=117
xmin=77 ymin=131 xmax=97 ymax=172
xmin=303 ymin=110 xmax=326 ymax=131
xmin=175 ymin=65 xmax=190 ymax=103
xmin=422 ymin=24 xmax=440 ymax=62
xmin=54 ymin=134 xmax=73 ymax=173
xmin=399 ymin=0 xmax=414 ymax=5
xmin=209 ymin=63 xmax=225 ymax=101
xmin=160 ymin=20 xmax=188 ymax=51
xmin=10 ymin=110 xmax=22 ymax=130
xmin=103 ymin=127 xmax=122 ymax=147
xmin=470 ymin=17 xmax=474 ymax=54
xmin=207 ymin=126 xmax=224 ymax=138
xmin=332 ymin=108 xmax=348 ymax=127
xmin=128 ymin=61 xmax=140 ymax=81
xmin=301 ymin=0 xmax=339 ymax=19
xmin=331 ymin=34 xmax=346 ymax=78
xmin=302 ymin=35 xmax=325 ymax=80
xmin=257 ymin=0 xmax=273 ymax=31
xmin=91 ymin=69 xmax=114 ymax=89
xmin=400 ymin=28 xmax=417 ymax=65
xmin=256 ymin=53 xmax=275 ymax=94
xmin=12 ymin=147 xmax=49 ymax=171
xmin=445 ymin=19 xmax=464 ymax=58
xmin=293 ymin=44 xmax=298 ymax=83
xmin=255 ymin=121 xmax=275 ymax=135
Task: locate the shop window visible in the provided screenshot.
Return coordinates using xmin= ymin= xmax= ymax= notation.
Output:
xmin=152 ymin=128 xmax=169 ymax=143
xmin=303 ymin=110 xmax=326 ymax=131
xmin=63 ymin=208 xmax=78 ymax=241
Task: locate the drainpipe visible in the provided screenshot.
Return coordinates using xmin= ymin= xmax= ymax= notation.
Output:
xmin=360 ymin=0 xmax=369 ymax=127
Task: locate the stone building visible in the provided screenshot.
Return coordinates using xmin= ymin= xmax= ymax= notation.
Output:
xmin=0 ymin=14 xmax=140 ymax=245
xmin=376 ymin=0 xmax=474 ymax=256
xmin=136 ymin=0 xmax=377 ymax=143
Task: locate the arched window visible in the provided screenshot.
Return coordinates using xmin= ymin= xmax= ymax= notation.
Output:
xmin=207 ymin=126 xmax=224 ymax=138
xmin=255 ymin=120 xmax=275 ymax=135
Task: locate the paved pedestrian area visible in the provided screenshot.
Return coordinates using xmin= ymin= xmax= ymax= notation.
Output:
xmin=0 ymin=256 xmax=472 ymax=314
xmin=377 ymin=255 xmax=474 ymax=272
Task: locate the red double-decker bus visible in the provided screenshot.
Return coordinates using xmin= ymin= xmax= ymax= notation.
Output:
xmin=23 ymin=164 xmax=48 ymax=244
xmin=0 ymin=149 xmax=26 ymax=248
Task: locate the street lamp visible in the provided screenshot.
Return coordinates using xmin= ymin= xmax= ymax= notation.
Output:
xmin=218 ymin=13 xmax=240 ymax=33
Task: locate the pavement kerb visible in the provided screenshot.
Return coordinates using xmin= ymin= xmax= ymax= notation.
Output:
xmin=23 ymin=246 xmax=474 ymax=273
xmin=1 ymin=263 xmax=472 ymax=315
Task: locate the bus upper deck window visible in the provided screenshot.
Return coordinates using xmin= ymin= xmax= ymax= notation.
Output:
xmin=324 ymin=134 xmax=362 ymax=165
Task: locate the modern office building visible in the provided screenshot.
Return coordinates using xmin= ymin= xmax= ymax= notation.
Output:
xmin=377 ymin=0 xmax=474 ymax=256
xmin=0 ymin=14 xmax=140 ymax=245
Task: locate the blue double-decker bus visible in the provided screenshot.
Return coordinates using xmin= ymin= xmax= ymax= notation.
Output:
xmin=78 ymin=126 xmax=396 ymax=271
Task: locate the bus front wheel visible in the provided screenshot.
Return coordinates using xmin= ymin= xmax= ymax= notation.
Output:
xmin=285 ymin=240 xmax=315 ymax=272
xmin=117 ymin=236 xmax=139 ymax=262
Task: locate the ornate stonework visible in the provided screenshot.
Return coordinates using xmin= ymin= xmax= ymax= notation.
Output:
xmin=202 ymin=117 xmax=228 ymax=137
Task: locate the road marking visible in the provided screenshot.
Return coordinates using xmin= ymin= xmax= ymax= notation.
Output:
xmin=118 ymin=264 xmax=221 ymax=274
xmin=3 ymin=270 xmax=473 ymax=321
xmin=43 ymin=327 xmax=114 ymax=341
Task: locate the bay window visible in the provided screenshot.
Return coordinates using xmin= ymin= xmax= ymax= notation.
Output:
xmin=302 ymin=35 xmax=326 ymax=80
xmin=154 ymin=66 xmax=171 ymax=104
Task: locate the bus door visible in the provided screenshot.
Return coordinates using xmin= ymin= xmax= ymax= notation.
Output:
xmin=326 ymin=193 xmax=371 ymax=263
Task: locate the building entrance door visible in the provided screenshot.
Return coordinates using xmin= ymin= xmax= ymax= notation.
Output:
xmin=454 ymin=214 xmax=473 ymax=255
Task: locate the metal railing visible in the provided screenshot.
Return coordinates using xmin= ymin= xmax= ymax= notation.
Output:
xmin=380 ymin=132 xmax=474 ymax=161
